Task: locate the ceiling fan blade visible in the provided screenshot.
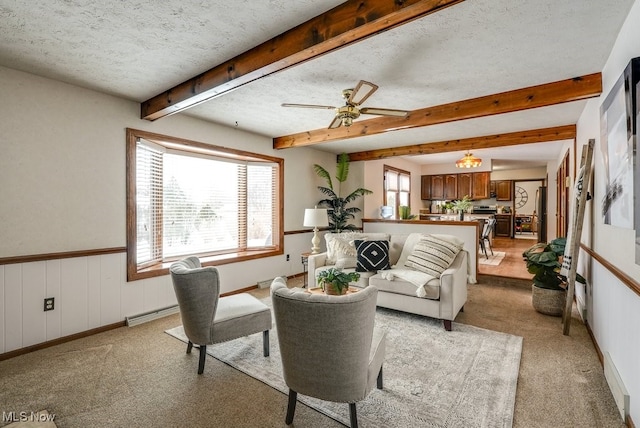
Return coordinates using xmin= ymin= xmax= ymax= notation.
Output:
xmin=360 ymin=107 xmax=409 ymax=117
xmin=281 ymin=103 xmax=336 ymax=110
xmin=328 ymin=115 xmax=343 ymax=129
xmin=348 ymin=80 xmax=378 ymax=105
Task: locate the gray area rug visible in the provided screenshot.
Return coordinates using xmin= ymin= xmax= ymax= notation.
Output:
xmin=166 ymin=302 xmax=522 ymax=428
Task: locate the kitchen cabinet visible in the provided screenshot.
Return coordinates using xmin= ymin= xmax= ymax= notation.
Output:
xmin=457 ymin=173 xmax=473 ymax=199
xmin=430 ymin=175 xmax=444 ymax=200
xmin=444 ymin=174 xmax=458 ymax=200
xmin=472 ymin=172 xmax=490 ymax=199
xmin=495 ymin=180 xmax=512 ymax=201
xmin=421 ymin=175 xmax=431 ymax=200
xmin=494 ymin=214 xmax=512 ymax=237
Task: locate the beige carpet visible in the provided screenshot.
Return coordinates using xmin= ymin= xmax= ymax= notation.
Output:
xmin=167 ymin=302 xmax=522 ymax=428
xmin=478 ymin=251 xmax=506 ymax=266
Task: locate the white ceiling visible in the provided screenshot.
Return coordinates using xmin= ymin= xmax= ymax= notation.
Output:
xmin=0 ymin=0 xmax=634 ymax=169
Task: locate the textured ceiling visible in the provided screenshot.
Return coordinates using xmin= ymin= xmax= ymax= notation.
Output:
xmin=0 ymin=0 xmax=635 ymax=168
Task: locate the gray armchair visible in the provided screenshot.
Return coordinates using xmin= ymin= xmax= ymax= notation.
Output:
xmin=169 ymin=256 xmax=272 ymax=374
xmin=271 ymin=278 xmax=386 ymax=428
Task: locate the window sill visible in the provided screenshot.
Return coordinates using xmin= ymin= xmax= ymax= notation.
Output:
xmin=127 ymin=248 xmax=283 ymax=281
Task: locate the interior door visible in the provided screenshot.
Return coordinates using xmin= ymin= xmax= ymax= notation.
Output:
xmin=556 ymin=151 xmax=570 ymax=237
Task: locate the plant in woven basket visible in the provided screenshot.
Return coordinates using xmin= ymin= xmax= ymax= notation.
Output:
xmin=522 ymin=237 xmax=586 ymax=291
xmin=316 ymin=268 xmax=360 ymax=295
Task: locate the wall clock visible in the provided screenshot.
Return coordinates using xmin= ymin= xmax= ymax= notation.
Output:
xmin=515 ymin=186 xmax=528 ymax=209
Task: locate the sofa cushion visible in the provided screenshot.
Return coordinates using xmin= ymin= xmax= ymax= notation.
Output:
xmin=369 ymin=274 xmax=441 ymax=300
xmin=404 ymin=235 xmax=462 ymax=278
xmin=388 ymin=234 xmax=409 ymax=266
xmin=355 ymin=240 xmax=390 ymax=272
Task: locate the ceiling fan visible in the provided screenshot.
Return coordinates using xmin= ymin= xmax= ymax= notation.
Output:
xmin=281 ymin=80 xmax=409 ymax=129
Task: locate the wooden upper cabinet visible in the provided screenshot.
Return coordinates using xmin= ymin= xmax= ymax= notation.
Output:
xmin=457 ymin=173 xmax=473 ymax=200
xmin=430 ymin=175 xmax=444 ymax=200
xmin=472 ymin=172 xmax=490 ymax=200
xmin=421 ymin=175 xmax=431 ymax=200
xmin=444 ymin=174 xmax=458 ymax=200
xmin=496 ymin=180 xmax=513 ymax=201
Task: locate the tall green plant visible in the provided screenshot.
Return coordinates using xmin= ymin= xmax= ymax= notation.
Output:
xmin=314 ymin=153 xmax=372 ymax=232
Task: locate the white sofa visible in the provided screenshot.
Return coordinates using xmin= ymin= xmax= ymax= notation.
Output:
xmin=308 ymin=232 xmax=469 ymax=331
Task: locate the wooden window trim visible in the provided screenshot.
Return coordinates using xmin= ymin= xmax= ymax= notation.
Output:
xmin=126 ymin=128 xmax=284 ymax=281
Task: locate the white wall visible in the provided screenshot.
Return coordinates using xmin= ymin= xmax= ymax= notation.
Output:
xmin=575 ymin=0 xmax=640 ymax=423
xmin=0 ymin=66 xmax=335 ymax=353
xmin=363 ymin=157 xmax=426 ymax=219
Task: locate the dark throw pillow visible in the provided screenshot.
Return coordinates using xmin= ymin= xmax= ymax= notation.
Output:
xmin=355 ymin=240 xmax=390 ymax=272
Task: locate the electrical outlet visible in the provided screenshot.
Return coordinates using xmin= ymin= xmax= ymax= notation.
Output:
xmin=286 ymin=254 xmax=290 ymax=261
xmin=44 ymin=297 xmax=55 ymax=311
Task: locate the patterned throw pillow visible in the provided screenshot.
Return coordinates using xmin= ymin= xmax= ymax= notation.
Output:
xmin=355 ymin=240 xmax=390 ymax=272
xmin=325 ymin=232 xmax=363 ymax=263
xmin=404 ymin=235 xmax=462 ymax=277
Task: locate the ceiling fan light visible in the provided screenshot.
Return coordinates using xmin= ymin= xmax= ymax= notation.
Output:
xmin=342 ymin=116 xmax=353 ymax=127
xmin=455 ymin=152 xmax=482 ymax=168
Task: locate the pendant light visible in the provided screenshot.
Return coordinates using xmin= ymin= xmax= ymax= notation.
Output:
xmin=455 ymin=152 xmax=482 ymax=168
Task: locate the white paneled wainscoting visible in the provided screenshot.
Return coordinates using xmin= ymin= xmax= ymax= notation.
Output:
xmin=0 ymin=252 xmax=176 ymax=355
xmin=0 ymin=232 xmax=314 ymax=356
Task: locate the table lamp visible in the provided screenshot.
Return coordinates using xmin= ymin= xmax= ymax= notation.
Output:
xmin=303 ymin=206 xmax=329 ymax=254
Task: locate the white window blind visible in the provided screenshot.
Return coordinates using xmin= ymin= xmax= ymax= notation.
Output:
xmin=136 ymin=141 xmax=163 ymax=265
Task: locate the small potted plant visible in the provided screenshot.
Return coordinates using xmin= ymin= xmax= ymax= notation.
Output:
xmin=522 ymin=237 xmax=586 ymax=316
xmin=452 ymin=195 xmax=473 ymax=221
xmin=398 ymin=205 xmax=416 ymax=220
xmin=316 ymin=268 xmax=360 ymax=295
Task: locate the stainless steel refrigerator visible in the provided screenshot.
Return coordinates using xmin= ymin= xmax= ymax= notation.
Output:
xmin=536 ymin=186 xmax=547 ymax=242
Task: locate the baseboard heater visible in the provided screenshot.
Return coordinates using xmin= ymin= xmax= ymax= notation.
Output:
xmin=603 ymin=352 xmax=629 ymax=421
xmin=258 ymin=275 xmax=288 ymax=289
xmin=126 ymin=304 xmax=180 ymax=327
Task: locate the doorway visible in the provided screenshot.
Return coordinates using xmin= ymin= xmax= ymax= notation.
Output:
xmin=513 ymin=179 xmax=544 ymax=241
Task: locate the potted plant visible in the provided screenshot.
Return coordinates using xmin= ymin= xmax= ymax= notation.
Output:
xmin=316 ymin=268 xmax=360 ymax=295
xmin=522 ymin=237 xmax=586 ymax=316
xmin=398 ymin=205 xmax=416 ymax=220
xmin=452 ymin=195 xmax=473 ymax=220
xmin=314 ymin=153 xmax=372 ymax=232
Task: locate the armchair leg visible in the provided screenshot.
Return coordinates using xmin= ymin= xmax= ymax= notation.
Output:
xmin=443 ymin=320 xmax=452 ymax=331
xmin=285 ymin=389 xmax=297 ymax=425
xmin=349 ymin=403 xmax=358 ymax=428
xmin=377 ymin=366 xmax=383 ymax=389
xmin=186 ymin=341 xmax=193 ymax=354
xmin=197 ymin=345 xmax=207 ymax=374
xmin=263 ymin=330 xmax=270 ymax=357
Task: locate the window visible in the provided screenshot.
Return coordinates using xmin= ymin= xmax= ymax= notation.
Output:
xmin=383 ymin=166 xmax=411 ymax=219
xmin=126 ymin=129 xmax=283 ymax=280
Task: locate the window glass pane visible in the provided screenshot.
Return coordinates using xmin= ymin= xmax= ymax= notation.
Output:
xmin=163 ymin=153 xmax=238 ymax=258
xmin=247 ymin=164 xmax=275 ymax=247
xmin=399 ymin=191 xmax=409 ymax=206
xmin=386 ymin=171 xmax=399 ymax=191
xmin=400 ymin=174 xmax=411 ymax=192
xmin=386 ymin=191 xmax=397 ymax=218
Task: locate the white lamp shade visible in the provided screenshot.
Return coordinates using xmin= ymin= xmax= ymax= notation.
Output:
xmin=303 ymin=207 xmax=329 ymax=227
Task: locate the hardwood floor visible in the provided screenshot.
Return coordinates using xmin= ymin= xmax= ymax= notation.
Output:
xmin=478 ymin=236 xmax=536 ymax=280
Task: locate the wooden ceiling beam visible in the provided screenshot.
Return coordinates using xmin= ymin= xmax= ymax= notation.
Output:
xmin=141 ymin=0 xmax=465 ymax=121
xmin=346 ymin=124 xmax=577 ymax=162
xmin=273 ymin=73 xmax=601 ymax=149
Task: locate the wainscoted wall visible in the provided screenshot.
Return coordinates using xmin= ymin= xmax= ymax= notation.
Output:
xmin=0 ymin=233 xmax=314 ymax=355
